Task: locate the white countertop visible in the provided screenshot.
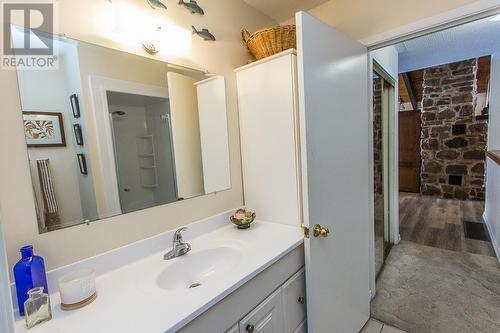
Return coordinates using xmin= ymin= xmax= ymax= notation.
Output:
xmin=14 ymin=220 xmax=303 ymax=333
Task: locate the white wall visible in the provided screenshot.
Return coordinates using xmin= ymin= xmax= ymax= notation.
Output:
xmin=371 ymin=47 xmax=399 ymax=79
xmin=488 ymin=53 xmax=500 ymax=150
xmin=368 ymin=46 xmax=399 ymax=298
xmin=61 ymin=42 xmax=99 ymax=222
xmin=17 ymin=61 xmax=84 ymax=228
xmin=484 ymin=157 xmax=500 ymax=261
xmin=0 ymin=0 xmax=275 ymax=278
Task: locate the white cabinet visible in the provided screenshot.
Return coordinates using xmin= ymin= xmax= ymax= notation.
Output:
xmin=226 ymin=324 xmax=239 ymax=333
xmin=235 ymin=50 xmax=301 ymax=228
xmin=238 ymin=268 xmax=307 ymax=333
xmin=236 ymin=52 xmax=309 ymax=332
xmin=178 ymin=246 xmax=305 ymax=333
xmin=282 ymin=269 xmax=307 ymax=333
xmin=293 ymin=320 xmax=307 ymax=333
xmin=239 ymin=288 xmax=284 ymax=333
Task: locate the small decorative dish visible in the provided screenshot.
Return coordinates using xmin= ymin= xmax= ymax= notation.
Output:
xmin=230 ymin=209 xmax=256 ymax=229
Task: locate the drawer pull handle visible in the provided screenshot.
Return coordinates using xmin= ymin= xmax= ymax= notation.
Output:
xmin=297 ymin=296 xmax=305 ymax=304
xmin=246 ymin=324 xmax=255 ymax=333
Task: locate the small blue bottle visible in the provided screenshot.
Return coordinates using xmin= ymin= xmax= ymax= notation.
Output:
xmin=13 ymin=245 xmax=48 ymax=316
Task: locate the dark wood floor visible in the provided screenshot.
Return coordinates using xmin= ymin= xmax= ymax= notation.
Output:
xmin=399 ymin=193 xmax=496 ymax=257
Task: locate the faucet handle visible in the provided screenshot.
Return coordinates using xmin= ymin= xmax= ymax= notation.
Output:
xmin=173 ymin=227 xmax=188 ymax=242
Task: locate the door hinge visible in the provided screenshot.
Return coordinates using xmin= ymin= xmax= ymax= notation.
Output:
xmin=301 ymin=224 xmax=309 ymax=238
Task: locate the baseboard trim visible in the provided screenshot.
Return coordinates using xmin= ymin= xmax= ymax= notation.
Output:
xmin=483 ymin=213 xmax=500 ymax=264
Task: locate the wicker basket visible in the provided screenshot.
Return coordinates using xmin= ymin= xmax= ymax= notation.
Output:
xmin=241 ymin=25 xmax=296 ymax=60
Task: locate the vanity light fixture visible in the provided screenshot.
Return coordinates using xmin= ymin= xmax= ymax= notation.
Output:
xmin=142 ymin=41 xmax=158 ymax=54
xmin=142 ymin=26 xmax=162 ymax=54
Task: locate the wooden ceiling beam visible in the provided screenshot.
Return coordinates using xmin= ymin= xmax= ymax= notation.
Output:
xmin=402 ymin=72 xmax=418 ymax=111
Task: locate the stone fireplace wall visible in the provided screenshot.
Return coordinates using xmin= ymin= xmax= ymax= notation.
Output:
xmin=420 ymin=58 xmax=487 ymax=200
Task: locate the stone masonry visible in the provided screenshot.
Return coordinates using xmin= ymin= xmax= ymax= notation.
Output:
xmin=373 ymin=76 xmax=383 ymax=196
xmin=420 ymin=59 xmax=487 ymax=200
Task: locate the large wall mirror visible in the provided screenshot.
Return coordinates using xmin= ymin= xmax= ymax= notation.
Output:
xmin=14 ymin=29 xmax=231 ymax=233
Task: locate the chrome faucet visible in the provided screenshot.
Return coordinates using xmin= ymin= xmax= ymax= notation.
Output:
xmin=164 ymin=227 xmax=191 ymax=260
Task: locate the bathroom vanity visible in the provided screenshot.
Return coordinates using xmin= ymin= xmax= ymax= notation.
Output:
xmin=13 ymin=213 xmax=305 ymax=332
xmin=181 ymin=247 xmax=307 ymax=333
xmin=4 ymin=9 xmax=373 ymax=333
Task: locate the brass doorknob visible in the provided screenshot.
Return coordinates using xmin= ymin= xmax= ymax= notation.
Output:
xmin=313 ymin=224 xmax=330 ymax=237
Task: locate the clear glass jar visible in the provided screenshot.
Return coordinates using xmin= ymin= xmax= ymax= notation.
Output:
xmin=24 ymin=287 xmax=52 ymax=329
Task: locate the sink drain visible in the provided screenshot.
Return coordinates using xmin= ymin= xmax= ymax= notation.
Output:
xmin=189 ymin=283 xmax=201 ymax=289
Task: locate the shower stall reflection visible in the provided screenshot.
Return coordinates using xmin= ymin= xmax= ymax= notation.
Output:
xmin=107 ymin=92 xmax=180 ymax=214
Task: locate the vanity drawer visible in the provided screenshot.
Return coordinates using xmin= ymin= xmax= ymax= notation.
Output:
xmin=293 ymin=320 xmax=307 ymax=333
xmin=226 ymin=324 xmax=239 ymax=333
xmin=282 ymin=268 xmax=307 ymax=333
xmin=239 ymin=288 xmax=284 ymax=333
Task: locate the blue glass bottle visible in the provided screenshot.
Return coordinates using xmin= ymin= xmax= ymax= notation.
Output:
xmin=13 ymin=245 xmax=48 ymax=316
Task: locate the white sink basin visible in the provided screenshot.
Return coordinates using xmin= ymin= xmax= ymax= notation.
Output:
xmin=155 ymin=246 xmax=243 ymax=292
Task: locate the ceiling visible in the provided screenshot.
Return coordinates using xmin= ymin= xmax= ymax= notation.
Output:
xmin=397 ymin=15 xmax=500 ymax=73
xmin=398 ymin=71 xmax=424 ymax=105
xmin=107 ymin=91 xmax=167 ymax=107
xmin=242 ymin=0 xmax=329 ymax=22
xmin=399 ymin=56 xmax=491 ymax=106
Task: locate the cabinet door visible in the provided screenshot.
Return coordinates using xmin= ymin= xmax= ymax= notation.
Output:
xmin=167 ymin=72 xmax=204 ymax=199
xmin=226 ymin=324 xmax=239 ymax=333
xmin=239 ymin=288 xmax=284 ymax=333
xmin=195 ymin=76 xmax=231 ymax=194
xmin=293 ymin=321 xmax=307 ymax=333
xmin=236 ymin=52 xmax=301 ymax=227
xmin=282 ymin=268 xmax=307 ymax=333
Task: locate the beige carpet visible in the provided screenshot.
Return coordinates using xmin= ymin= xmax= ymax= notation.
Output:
xmin=371 ymin=241 xmax=500 ymax=333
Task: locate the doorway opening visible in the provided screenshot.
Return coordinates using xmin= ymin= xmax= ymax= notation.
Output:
xmin=369 ymin=12 xmax=500 ymax=333
xmin=106 ymin=91 xmax=178 ymax=214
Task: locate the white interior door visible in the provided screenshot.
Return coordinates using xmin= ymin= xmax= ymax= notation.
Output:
xmin=296 ymin=12 xmax=370 ymax=333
